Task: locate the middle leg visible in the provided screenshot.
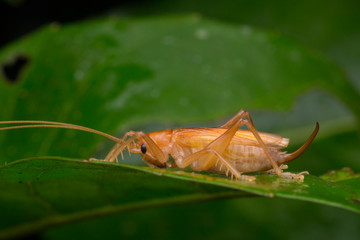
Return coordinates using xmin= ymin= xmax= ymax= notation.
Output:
xmin=176 ymin=114 xmax=253 ymax=179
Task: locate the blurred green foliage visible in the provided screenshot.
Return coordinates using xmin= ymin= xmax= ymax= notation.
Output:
xmin=124 ymin=0 xmax=360 ymax=90
xmin=0 ymin=158 xmax=358 ymax=239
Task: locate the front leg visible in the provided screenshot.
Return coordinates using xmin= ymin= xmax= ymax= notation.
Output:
xmin=95 ymin=131 xmax=168 ymax=165
xmin=102 ymin=131 xmax=139 ymax=162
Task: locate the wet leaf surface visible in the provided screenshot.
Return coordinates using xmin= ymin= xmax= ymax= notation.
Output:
xmin=0 ymin=157 xmax=359 ymax=238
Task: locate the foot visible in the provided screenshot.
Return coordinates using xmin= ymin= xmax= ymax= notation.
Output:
xmin=89 ymin=157 xmax=102 ymax=161
xmin=265 ymin=164 xmax=288 ymax=175
xmin=278 ymin=171 xmax=309 ymax=181
xmin=238 ymin=174 xmax=256 ymax=182
xmin=265 ymin=164 xmax=309 ymax=181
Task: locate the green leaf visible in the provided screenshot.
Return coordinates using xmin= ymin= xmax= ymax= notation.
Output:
xmin=0 ymin=16 xmax=359 ymax=163
xmin=0 ymin=157 xmax=359 ymax=239
xmin=0 ymin=15 xmax=359 ymax=238
xmin=321 ymin=167 xmax=360 ymax=182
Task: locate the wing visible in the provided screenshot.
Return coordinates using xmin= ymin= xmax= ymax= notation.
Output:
xmin=173 ymin=127 xmax=289 ymax=149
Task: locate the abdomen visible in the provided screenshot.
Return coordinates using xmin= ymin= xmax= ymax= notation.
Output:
xmin=210 ymin=144 xmax=287 ymax=174
xmin=171 ymin=127 xmax=288 ymax=173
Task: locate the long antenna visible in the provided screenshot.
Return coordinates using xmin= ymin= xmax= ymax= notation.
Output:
xmin=0 ymin=120 xmax=123 ymax=144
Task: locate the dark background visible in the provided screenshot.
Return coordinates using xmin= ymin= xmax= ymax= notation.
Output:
xmin=0 ymin=0 xmax=139 ymax=47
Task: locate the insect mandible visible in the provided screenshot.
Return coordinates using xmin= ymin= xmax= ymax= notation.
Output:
xmin=0 ymin=110 xmax=319 ymax=181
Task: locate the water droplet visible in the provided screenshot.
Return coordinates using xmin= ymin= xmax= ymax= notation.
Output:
xmin=150 ymin=89 xmax=160 ymax=98
xmin=163 ymin=35 xmax=176 ymax=45
xmin=255 ymin=32 xmax=266 ymax=43
xmin=195 ymin=28 xmax=209 ymax=40
xmin=192 ymin=54 xmax=202 ymax=64
xmin=266 ymin=44 xmax=275 ymax=54
xmin=235 ymin=59 xmax=244 ymax=68
xmin=106 ymin=82 xmax=151 ymax=109
xmin=240 ymin=25 xmax=252 ymax=36
xmin=151 ymin=61 xmax=162 ymax=70
xmin=289 ymin=50 xmax=301 ymax=62
xmin=99 ymin=75 xmax=116 ymax=95
xmin=201 ymin=65 xmax=211 ymax=74
xmin=179 ymin=97 xmax=189 ymax=106
xmin=75 ymin=70 xmax=85 ymax=81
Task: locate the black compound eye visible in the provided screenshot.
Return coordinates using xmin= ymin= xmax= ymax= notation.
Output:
xmin=141 ymin=144 xmax=147 ymax=154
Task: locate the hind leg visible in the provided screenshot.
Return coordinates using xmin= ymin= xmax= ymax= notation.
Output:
xmin=221 ymin=110 xmax=307 ymax=180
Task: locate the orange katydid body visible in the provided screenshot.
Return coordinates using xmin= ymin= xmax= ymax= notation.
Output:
xmin=148 ymin=128 xmax=290 ymax=173
xmin=139 ymin=125 xmax=318 ymax=178
xmin=111 ymin=110 xmax=319 ymax=180
xmin=0 ymin=110 xmax=319 ymax=181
